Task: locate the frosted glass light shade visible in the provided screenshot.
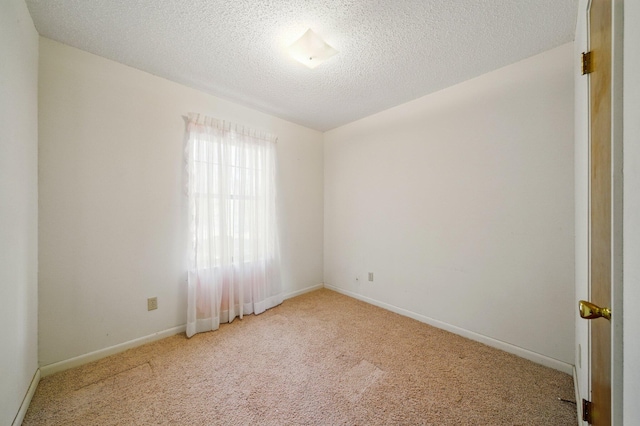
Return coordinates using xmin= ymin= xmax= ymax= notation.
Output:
xmin=289 ymin=29 xmax=338 ymax=69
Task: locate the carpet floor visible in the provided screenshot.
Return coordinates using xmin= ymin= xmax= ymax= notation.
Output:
xmin=24 ymin=289 xmax=576 ymax=425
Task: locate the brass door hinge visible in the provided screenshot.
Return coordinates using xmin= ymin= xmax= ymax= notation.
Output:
xmin=582 ymin=398 xmax=593 ymax=423
xmin=581 ymin=51 xmax=593 ymax=75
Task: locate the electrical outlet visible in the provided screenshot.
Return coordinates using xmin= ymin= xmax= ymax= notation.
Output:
xmin=147 ymin=297 xmax=158 ymax=311
xmin=368 ymin=272 xmax=374 ymax=282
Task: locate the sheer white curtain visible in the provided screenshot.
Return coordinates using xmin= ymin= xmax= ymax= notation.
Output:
xmin=185 ymin=113 xmax=282 ymax=338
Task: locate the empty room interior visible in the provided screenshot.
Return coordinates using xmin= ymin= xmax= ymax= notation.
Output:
xmin=2 ymin=0 xmax=639 ymax=425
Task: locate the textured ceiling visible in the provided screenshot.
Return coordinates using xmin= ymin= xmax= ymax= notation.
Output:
xmin=26 ymin=0 xmax=577 ymax=131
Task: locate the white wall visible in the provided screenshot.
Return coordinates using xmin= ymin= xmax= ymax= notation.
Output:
xmin=38 ymin=38 xmax=324 ymax=366
xmin=624 ymin=1 xmax=640 ymax=423
xmin=324 ymin=43 xmax=575 ymax=368
xmin=0 ymin=0 xmax=39 ymax=424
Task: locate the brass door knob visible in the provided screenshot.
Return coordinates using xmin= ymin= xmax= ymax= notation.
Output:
xmin=579 ymin=300 xmax=611 ymax=321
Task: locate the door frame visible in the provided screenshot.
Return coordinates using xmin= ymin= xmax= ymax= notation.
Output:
xmin=574 ymin=0 xmax=623 ymax=424
xmin=610 ymin=0 xmax=623 ymax=423
xmin=574 ymin=2 xmax=590 ymax=422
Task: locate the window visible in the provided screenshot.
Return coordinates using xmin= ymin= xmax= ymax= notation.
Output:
xmin=185 ymin=113 xmax=282 ymax=337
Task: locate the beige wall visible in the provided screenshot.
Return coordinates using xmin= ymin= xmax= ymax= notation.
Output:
xmin=38 ymin=38 xmax=324 ymax=367
xmin=0 ymin=0 xmax=39 ymax=423
xmin=324 ymin=43 xmax=575 ymax=371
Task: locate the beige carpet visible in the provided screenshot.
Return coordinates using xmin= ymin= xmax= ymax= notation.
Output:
xmin=24 ymin=289 xmax=576 ymax=425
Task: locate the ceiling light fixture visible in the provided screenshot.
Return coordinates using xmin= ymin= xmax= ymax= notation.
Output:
xmin=288 ymin=29 xmax=338 ymax=69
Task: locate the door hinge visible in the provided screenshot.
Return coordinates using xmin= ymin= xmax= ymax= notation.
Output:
xmin=581 ymin=51 xmax=593 ymax=75
xmin=582 ymin=398 xmax=593 ymax=423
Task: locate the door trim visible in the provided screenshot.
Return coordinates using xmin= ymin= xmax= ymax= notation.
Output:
xmin=610 ymin=0 xmax=624 ymax=424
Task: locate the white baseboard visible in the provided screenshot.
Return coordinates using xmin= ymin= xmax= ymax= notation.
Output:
xmin=12 ymin=368 xmax=40 ymax=426
xmin=39 ymin=286 xmax=325 ymax=378
xmin=284 ymin=283 xmax=324 ymax=300
xmin=40 ymin=325 xmax=186 ymax=377
xmin=324 ymin=284 xmax=574 ymax=375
